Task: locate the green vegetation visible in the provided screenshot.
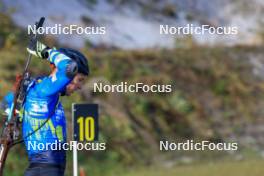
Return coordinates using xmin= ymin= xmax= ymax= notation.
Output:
xmin=123 ymin=160 xmax=264 ymax=176
xmin=0 ymin=13 xmax=264 ymax=175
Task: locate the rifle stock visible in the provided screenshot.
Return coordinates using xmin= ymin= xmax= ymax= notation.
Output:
xmin=0 ymin=128 xmax=11 ymax=176
xmin=0 ymin=17 xmax=45 ymax=176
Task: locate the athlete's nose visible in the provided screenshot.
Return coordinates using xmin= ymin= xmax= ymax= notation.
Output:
xmin=76 ymin=84 xmax=82 ymax=90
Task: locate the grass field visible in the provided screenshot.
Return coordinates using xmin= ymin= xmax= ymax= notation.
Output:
xmin=123 ymin=160 xmax=264 ymax=176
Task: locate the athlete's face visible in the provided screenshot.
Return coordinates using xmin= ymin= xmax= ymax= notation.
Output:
xmin=65 ymin=73 xmax=86 ymax=96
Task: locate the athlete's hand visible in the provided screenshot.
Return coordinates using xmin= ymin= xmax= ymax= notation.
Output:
xmin=27 ymin=39 xmax=49 ymax=59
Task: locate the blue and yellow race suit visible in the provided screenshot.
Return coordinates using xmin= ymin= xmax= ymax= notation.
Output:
xmin=3 ymin=49 xmax=74 ymax=165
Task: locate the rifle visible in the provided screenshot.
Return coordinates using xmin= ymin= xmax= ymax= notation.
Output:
xmin=0 ymin=17 xmax=45 ymax=176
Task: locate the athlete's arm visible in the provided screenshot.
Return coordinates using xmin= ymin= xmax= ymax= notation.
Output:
xmin=34 ymin=49 xmax=77 ymax=97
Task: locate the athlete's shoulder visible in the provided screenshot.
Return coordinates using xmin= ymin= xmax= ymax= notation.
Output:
xmin=27 ymin=76 xmax=61 ymax=98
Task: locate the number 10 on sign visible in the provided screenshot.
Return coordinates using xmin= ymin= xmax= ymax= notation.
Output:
xmin=73 ymin=104 xmax=99 ymax=142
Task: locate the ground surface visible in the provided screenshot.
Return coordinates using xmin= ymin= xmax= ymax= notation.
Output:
xmin=123 ymin=160 xmax=264 ymax=176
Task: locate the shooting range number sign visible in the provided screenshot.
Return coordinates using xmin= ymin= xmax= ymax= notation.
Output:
xmin=72 ymin=104 xmax=99 ymax=142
